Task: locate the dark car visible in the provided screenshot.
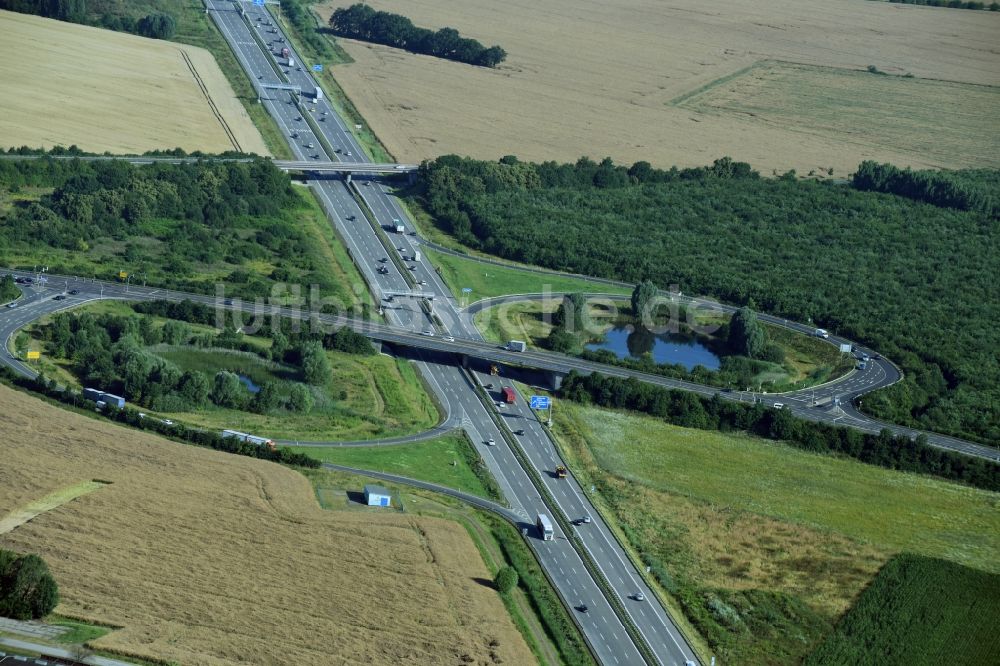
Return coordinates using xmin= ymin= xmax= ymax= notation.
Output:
xmin=52 ymin=294 xmax=67 ymax=301
xmin=577 ymin=604 xmax=589 ymax=613
xmin=514 ymin=429 xmax=525 ymax=436
xmin=68 ymin=289 xmax=79 ymax=295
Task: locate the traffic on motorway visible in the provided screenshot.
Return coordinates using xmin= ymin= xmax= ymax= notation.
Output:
xmin=1 ymin=4 xmax=994 ymax=666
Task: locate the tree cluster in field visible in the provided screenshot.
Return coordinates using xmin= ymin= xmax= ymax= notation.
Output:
xmin=853 ymin=161 xmax=999 ymax=217
xmin=1 ymin=366 xmax=321 ymax=468
xmin=559 ymin=372 xmax=1000 ymax=492
xmin=281 ymin=0 xmax=337 ymax=62
xmin=0 ymin=550 xmax=59 ymax=621
xmin=35 ymin=305 xmax=372 ymax=416
xmin=876 ymin=0 xmax=999 ymax=10
xmin=0 ymin=156 xmax=345 ymax=301
xmin=417 ymin=155 xmax=1000 ymax=445
xmin=0 ymin=0 xmax=177 ymax=38
xmin=329 ymin=4 xmax=506 ymax=68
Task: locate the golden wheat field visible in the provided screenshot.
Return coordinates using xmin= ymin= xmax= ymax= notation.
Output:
xmin=319 ymin=0 xmax=1000 ymax=174
xmin=0 ymin=10 xmax=268 ymax=155
xmin=0 ymin=385 xmax=532 ymax=665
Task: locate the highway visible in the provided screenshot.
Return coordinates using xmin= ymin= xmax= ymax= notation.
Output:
xmin=1 ymin=3 xmax=995 ymax=665
xmin=201 ymin=2 xmax=695 ymax=664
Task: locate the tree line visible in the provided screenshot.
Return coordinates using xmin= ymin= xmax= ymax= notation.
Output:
xmin=559 ymin=372 xmax=1000 ymax=492
xmin=0 ymin=550 xmax=59 ymax=621
xmin=877 ymin=0 xmax=999 ymax=10
xmin=329 ymin=3 xmax=506 ymax=68
xmin=417 ymin=155 xmax=1000 ymax=446
xmin=1 ymin=365 xmax=321 ymax=468
xmin=0 ymin=0 xmax=177 ymax=38
xmin=852 ymin=160 xmax=998 ymax=217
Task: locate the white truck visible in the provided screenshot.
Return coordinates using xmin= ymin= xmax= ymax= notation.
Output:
xmin=814 ymin=328 xmax=829 ymax=339
xmin=314 ymin=86 xmax=324 ymax=101
xmin=536 ymin=514 xmax=554 ymax=541
xmin=507 ymin=340 xmax=527 ymax=352
xmin=288 ymin=57 xmax=295 ymax=68
xmin=412 ymin=250 xmax=421 ymax=262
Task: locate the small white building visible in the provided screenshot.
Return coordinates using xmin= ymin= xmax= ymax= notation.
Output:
xmin=364 ymin=484 xmax=392 ymax=507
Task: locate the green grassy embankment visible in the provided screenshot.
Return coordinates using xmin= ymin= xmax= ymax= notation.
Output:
xmin=549 ymin=401 xmax=1000 ymax=664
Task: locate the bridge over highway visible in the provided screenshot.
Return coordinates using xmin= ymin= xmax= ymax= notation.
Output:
xmin=0 ymin=154 xmax=418 ymax=174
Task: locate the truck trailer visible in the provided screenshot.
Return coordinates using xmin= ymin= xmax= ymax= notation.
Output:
xmin=222 ymin=429 xmax=276 ymax=450
xmin=314 ymin=86 xmax=324 ymax=101
xmin=506 ymin=340 xmax=526 ymax=352
xmin=536 ymin=514 xmax=554 ymax=541
xmin=501 ymin=386 xmax=517 ymax=404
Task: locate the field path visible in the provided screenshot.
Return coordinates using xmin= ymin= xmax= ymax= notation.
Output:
xmin=179 ymin=49 xmax=242 ymax=153
xmin=0 ymin=480 xmax=108 ymax=535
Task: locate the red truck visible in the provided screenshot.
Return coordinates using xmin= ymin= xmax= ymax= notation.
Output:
xmin=501 ymin=386 xmax=517 ymax=404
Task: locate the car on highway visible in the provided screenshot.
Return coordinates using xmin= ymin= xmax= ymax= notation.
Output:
xmin=773 ymin=402 xmax=785 ymax=410
xmin=417 ymin=280 xmax=426 ymax=285
xmin=162 ymin=419 xmax=174 ymax=427
xmin=346 ymin=151 xmax=352 ymax=157
xmin=5 ymin=302 xmax=16 ymax=308
xmin=421 ymin=330 xmax=434 ymax=337
xmin=486 ymin=437 xmax=495 ymax=446
xmin=52 ymin=294 xmax=66 ymax=301
xmin=514 ymin=429 xmax=525 ymax=436
xmin=295 ymin=116 xmax=302 ymax=121
xmin=577 ymin=604 xmax=589 ymax=614
xmin=68 ymin=289 xmax=79 ymax=295
xmin=582 ymin=515 xmax=592 ymax=524
xmin=347 ymin=215 xmax=356 ymax=221
xmin=442 ymin=336 xmax=454 ymax=342
xmin=633 ymin=591 xmax=645 ymax=601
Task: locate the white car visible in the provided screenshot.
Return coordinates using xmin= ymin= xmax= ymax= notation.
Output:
xmin=443 ymin=336 xmax=455 ymax=342
xmin=421 ymin=330 xmax=434 ymax=337
xmin=486 ymin=437 xmax=495 ymax=446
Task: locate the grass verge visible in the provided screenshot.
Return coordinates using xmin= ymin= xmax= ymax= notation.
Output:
xmin=287 ymin=432 xmax=496 ymax=499
xmin=548 ymin=401 xmax=1000 ymax=664
xmin=425 ymin=246 xmax=632 ymax=301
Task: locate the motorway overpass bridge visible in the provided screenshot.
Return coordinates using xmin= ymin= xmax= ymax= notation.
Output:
xmin=0 ymin=154 xmax=418 ymax=174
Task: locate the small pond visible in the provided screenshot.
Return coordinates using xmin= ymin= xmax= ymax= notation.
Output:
xmin=238 ymin=374 xmax=261 ymax=394
xmin=586 ymin=326 xmax=722 ymax=371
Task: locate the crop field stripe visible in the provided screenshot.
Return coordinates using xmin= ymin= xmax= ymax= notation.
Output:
xmin=668 ymin=61 xmax=763 ymax=107
xmin=0 ymin=480 xmax=109 ymax=535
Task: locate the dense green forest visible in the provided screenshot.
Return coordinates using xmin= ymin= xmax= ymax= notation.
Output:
xmin=0 ymin=550 xmax=59 ymax=621
xmin=418 ymin=155 xmax=1000 ymax=445
xmin=559 ymin=371 xmax=1000 ymax=491
xmin=805 ymin=554 xmax=1000 ymax=665
xmin=329 ymin=3 xmax=506 ymax=67
xmin=0 ymin=156 xmax=351 ymax=304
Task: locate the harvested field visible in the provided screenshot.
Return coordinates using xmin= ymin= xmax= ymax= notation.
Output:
xmin=319 ymin=0 xmax=1000 ymax=173
xmin=0 ymin=384 xmax=532 ymax=666
xmin=0 ymin=10 xmax=268 ymax=155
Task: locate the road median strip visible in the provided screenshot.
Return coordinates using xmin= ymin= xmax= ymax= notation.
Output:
xmin=464 ymin=368 xmax=660 ymax=666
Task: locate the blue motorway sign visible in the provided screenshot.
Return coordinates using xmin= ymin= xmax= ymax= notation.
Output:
xmin=253 ymin=0 xmax=265 ymax=6
xmin=462 ymin=287 xmax=472 ymax=293
xmin=530 ymin=395 xmax=550 ymax=410
xmin=312 ymin=64 xmax=323 ymax=72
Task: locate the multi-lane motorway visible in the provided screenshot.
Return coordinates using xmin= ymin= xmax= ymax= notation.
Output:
xmin=1 ymin=3 xmax=996 ymax=665
xmin=205 ymin=2 xmax=698 ymax=664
